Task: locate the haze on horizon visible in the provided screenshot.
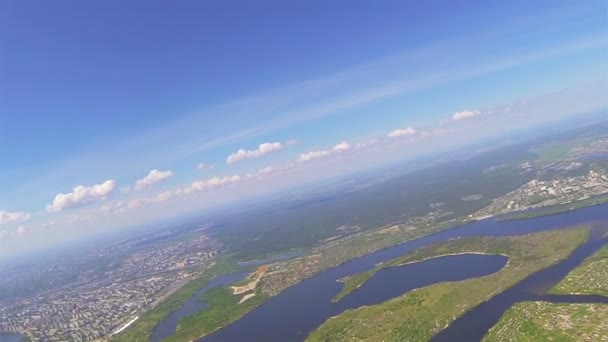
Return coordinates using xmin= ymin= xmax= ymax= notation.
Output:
xmin=1 ymin=1 xmax=607 ymax=259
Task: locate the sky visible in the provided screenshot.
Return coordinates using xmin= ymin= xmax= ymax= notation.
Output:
xmin=1 ymin=0 xmax=607 ymax=258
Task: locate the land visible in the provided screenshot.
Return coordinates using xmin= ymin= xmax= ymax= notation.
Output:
xmin=3 ymin=119 xmax=608 ymax=341
xmin=307 ymin=228 xmax=588 ymax=342
xmin=497 ymin=194 xmax=608 ymax=221
xmin=112 ymin=255 xmax=240 ymax=342
xmin=483 ymin=302 xmax=608 ymax=342
xmin=0 ymin=231 xmax=222 ymax=342
xmin=161 ymin=287 xmax=267 ymax=342
xmin=474 ymin=169 xmax=608 ymax=220
xmin=551 ymin=244 xmax=608 ymax=297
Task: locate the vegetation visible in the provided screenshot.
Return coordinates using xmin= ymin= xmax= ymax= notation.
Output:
xmin=308 ymin=228 xmax=589 ymax=342
xmin=483 ymin=302 xmax=608 ymax=341
xmin=211 ymin=142 xmax=540 ymax=261
xmin=162 ymin=287 xmax=267 ymax=341
xmin=551 ymin=244 xmax=608 ymax=296
xmin=497 ymin=194 xmax=608 ymax=221
xmin=532 ymin=143 xmax=575 ymax=165
xmin=113 ymin=255 xmax=242 ymax=342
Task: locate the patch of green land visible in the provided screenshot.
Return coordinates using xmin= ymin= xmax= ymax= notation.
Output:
xmin=551 ymin=244 xmax=608 ymax=296
xmin=532 ymin=143 xmax=575 ymax=165
xmin=309 ymin=228 xmax=588 ymax=342
xmin=497 ymin=194 xmax=608 ymax=221
xmin=483 ymin=302 xmax=608 ymax=342
xmin=162 ymin=287 xmax=267 ymax=342
xmin=113 ymin=255 xmax=241 ymax=342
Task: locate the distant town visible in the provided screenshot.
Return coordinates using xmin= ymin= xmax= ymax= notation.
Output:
xmin=0 ymin=231 xmax=220 ymax=341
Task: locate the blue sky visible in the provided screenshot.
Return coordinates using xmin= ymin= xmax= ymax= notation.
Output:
xmin=0 ymin=0 xmax=607 ymax=257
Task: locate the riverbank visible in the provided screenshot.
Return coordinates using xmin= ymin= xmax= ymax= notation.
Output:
xmin=307 ymin=228 xmax=589 ymax=341
xmin=496 ymin=194 xmax=608 ymax=221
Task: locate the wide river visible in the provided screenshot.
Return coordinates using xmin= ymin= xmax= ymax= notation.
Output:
xmin=154 ymin=203 xmax=608 ymax=342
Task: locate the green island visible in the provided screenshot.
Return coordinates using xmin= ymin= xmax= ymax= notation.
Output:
xmin=551 ymin=243 xmax=608 ymax=296
xmin=307 ymin=228 xmax=589 ymax=342
xmin=483 ymin=302 xmax=608 ymax=341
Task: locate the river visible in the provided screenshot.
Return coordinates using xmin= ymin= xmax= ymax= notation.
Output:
xmin=154 ymin=203 xmax=608 ymax=341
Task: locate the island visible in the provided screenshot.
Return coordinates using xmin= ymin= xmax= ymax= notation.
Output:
xmin=307 ymin=228 xmax=588 ymax=341
xmin=483 ymin=244 xmax=608 ymax=341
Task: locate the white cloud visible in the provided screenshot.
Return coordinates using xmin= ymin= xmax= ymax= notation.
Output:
xmin=197 ymin=162 xmax=207 ymax=170
xmin=133 ymin=169 xmax=174 ymax=191
xmin=0 ymin=210 xmax=31 ymax=226
xmin=298 ymin=150 xmax=331 ymax=162
xmin=387 ymin=127 xmax=417 ymax=138
xmin=189 ymin=175 xmax=242 ymax=192
xmin=16 ymin=225 xmax=27 ymax=237
xmin=227 ymin=142 xmax=283 ymax=164
xmin=452 ymin=110 xmax=481 ymax=121
xmin=0 ymin=230 xmax=7 ymax=239
xmin=46 ymin=180 xmax=116 ymax=212
xmin=332 ymin=141 xmax=352 ymax=152
xmin=298 ymin=141 xmax=353 ymax=162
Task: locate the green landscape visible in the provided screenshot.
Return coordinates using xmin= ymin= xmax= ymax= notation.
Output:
xmin=483 ymin=302 xmax=608 ymax=341
xmin=307 ymin=228 xmax=589 ymax=342
xmin=551 ymin=244 xmax=608 ymax=296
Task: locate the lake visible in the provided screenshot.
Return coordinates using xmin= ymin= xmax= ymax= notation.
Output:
xmin=155 ymin=203 xmax=608 ymax=341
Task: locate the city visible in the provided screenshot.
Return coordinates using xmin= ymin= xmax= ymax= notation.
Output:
xmin=0 ymin=231 xmax=220 ymax=341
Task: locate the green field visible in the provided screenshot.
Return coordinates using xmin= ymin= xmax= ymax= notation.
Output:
xmin=308 ymin=228 xmax=588 ymax=342
xmin=483 ymin=302 xmax=608 ymax=341
xmin=532 ymin=144 xmax=574 ymax=165
xmin=551 ymin=244 xmax=608 ymax=296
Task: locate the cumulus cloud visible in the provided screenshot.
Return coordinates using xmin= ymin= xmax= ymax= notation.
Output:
xmin=46 ymin=180 xmax=116 ymax=212
xmin=298 ymin=141 xmax=353 ymax=162
xmin=16 ymin=225 xmax=27 ymax=237
xmin=387 ymin=127 xmax=417 ymax=138
xmin=227 ymin=142 xmax=283 ymax=164
xmin=133 ymin=169 xmax=174 ymax=191
xmin=0 ymin=210 xmax=31 ymax=226
xmin=452 ymin=110 xmax=481 ymax=121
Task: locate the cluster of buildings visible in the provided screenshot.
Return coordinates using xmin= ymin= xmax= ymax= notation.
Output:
xmin=475 ymin=169 xmax=608 ymax=217
xmin=0 ymin=231 xmax=221 ymax=341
